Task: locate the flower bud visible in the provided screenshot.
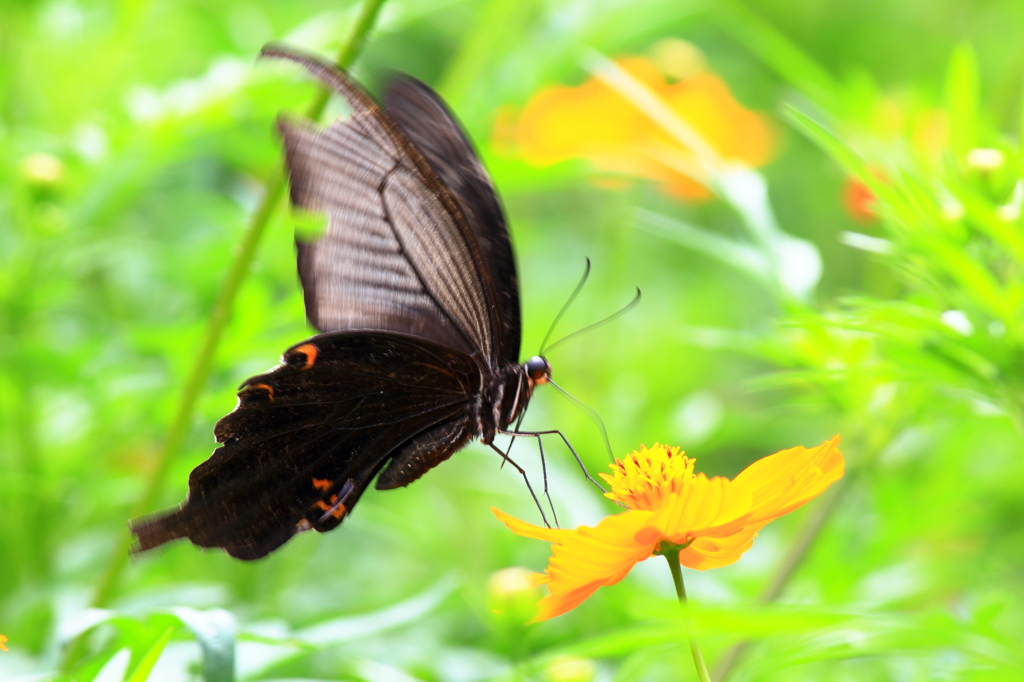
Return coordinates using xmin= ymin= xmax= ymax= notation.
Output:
xmin=963 ymin=147 xmax=1019 ymax=204
xmin=487 ymin=567 xmax=541 ymax=624
xmin=965 ymin=148 xmax=1004 ymax=171
xmin=21 ymin=153 xmax=65 ymax=187
xmin=543 ymin=655 xmax=597 ymax=682
xmin=651 ymin=39 xmax=706 ymax=81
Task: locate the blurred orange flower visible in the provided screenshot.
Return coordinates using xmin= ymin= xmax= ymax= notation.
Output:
xmin=493 ymin=437 xmax=843 ymax=620
xmin=0 ymin=634 xmax=7 ymax=651
xmin=511 ymin=48 xmax=773 ymax=200
xmin=844 ymin=177 xmax=878 ymax=222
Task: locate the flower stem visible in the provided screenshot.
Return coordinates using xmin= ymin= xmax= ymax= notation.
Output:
xmin=663 ymin=548 xmax=711 ymax=682
xmin=60 ymin=0 xmax=387 ymax=672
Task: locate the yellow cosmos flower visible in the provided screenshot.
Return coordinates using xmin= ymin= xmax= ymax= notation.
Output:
xmin=493 ymin=436 xmax=843 ymax=621
xmin=509 ymin=50 xmax=773 ymax=200
xmin=0 ymin=633 xmax=7 ymax=651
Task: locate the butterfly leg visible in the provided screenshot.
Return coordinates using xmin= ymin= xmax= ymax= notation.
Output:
xmin=496 ymin=416 xmax=559 ymax=526
xmin=487 ymin=442 xmax=552 ymax=529
xmin=498 ymin=412 xmax=526 ymax=470
xmin=500 ymin=429 xmax=608 ymax=495
xmin=511 ymin=430 xmax=558 ymax=528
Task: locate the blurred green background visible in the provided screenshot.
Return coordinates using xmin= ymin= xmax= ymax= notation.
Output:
xmin=3 ymin=0 xmax=1024 ymax=680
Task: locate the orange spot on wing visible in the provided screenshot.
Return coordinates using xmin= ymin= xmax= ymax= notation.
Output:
xmin=294 ymin=343 xmax=318 ymax=370
xmin=248 ymin=383 xmax=274 ymax=400
xmin=312 ymin=477 xmax=332 ymax=491
xmin=313 ymin=492 xmax=346 ymax=519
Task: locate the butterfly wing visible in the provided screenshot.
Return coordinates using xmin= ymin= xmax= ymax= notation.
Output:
xmin=131 ymin=332 xmax=480 ymax=560
xmin=266 ymin=46 xmax=516 ymax=368
xmin=383 ymin=76 xmax=520 ymax=363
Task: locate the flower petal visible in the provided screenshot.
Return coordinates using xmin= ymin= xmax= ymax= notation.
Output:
xmin=659 ymin=74 xmax=773 ymax=167
xmin=678 ymin=523 xmax=765 ymax=570
xmin=731 ymin=435 xmax=844 ymax=525
xmin=513 ymin=55 xmax=772 ymax=201
xmin=516 ymin=60 xmax=647 ymax=166
xmin=650 ymin=473 xmax=753 ymax=542
xmin=493 ymin=437 xmax=844 ymax=621
xmin=497 ymin=509 xmax=660 ymax=620
xmin=534 ymin=581 xmax=607 ymax=621
xmin=545 ymin=511 xmax=658 ymax=587
xmin=492 ymin=507 xmax=570 ymax=542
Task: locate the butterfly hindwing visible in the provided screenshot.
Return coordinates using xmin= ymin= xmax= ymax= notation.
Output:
xmin=131 ymin=332 xmax=480 ymax=560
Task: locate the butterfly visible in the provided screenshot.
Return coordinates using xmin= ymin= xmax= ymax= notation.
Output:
xmin=130 ymin=45 xmax=556 ymax=560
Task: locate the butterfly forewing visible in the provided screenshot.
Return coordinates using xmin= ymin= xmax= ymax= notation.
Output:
xmin=283 ymin=120 xmax=472 ymax=354
xmin=384 ymin=77 xmax=520 ymax=363
xmin=272 ymin=47 xmax=506 ymax=366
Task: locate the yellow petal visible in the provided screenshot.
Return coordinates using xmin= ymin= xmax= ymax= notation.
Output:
xmin=650 ymin=473 xmax=752 ymax=541
xmin=731 ymin=436 xmax=844 ymax=525
xmin=545 ymin=512 xmax=657 ymax=587
xmin=678 ymin=524 xmax=765 ymax=570
xmin=516 ymin=63 xmax=643 ymax=165
xmin=492 ymin=507 xmax=570 ymax=542
xmin=512 ymin=55 xmax=773 ymax=201
xmin=501 ymin=510 xmax=661 ymax=620
xmin=533 ymin=580 xmax=608 ymax=621
xmin=527 ymin=572 xmax=550 ymax=587
xmin=658 ymin=73 xmax=773 ymax=166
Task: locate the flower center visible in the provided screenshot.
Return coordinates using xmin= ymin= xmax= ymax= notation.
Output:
xmin=600 ymin=443 xmax=696 ymax=511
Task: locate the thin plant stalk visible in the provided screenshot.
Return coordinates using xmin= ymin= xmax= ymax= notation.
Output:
xmin=61 ymin=0 xmax=387 ymax=669
xmin=662 ymin=546 xmax=711 ymax=682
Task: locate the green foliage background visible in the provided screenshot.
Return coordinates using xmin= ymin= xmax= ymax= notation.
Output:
xmin=2 ymin=0 xmax=1024 ymax=680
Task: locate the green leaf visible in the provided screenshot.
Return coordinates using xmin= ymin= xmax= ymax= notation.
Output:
xmin=172 ymin=608 xmax=236 ymax=682
xmin=125 ymin=626 xmax=174 ymax=682
xmin=291 ymin=208 xmax=328 ymax=241
xmin=714 ymin=0 xmax=839 ymax=113
xmin=782 ymin=105 xmax=872 ymax=178
xmin=945 ymin=43 xmax=980 ymax=158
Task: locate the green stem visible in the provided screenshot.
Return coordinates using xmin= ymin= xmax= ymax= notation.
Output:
xmin=61 ymin=0 xmax=387 ymax=670
xmin=662 ymin=547 xmax=711 ymax=682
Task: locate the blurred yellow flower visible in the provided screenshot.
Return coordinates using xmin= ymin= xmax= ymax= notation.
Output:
xmin=0 ymin=633 xmax=7 ymax=651
xmin=510 ymin=47 xmax=773 ymax=200
xmin=493 ymin=436 xmax=843 ymax=620
xmin=543 ymin=654 xmax=597 ymax=682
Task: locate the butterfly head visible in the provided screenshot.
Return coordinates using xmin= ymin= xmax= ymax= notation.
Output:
xmin=525 ymin=355 xmax=552 ymax=386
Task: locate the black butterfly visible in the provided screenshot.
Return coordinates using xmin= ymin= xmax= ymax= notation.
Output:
xmin=131 ymin=45 xmax=557 ymax=560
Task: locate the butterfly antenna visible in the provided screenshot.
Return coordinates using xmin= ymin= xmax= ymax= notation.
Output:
xmin=543 ymin=288 xmax=641 ymax=355
xmin=539 ymin=258 xmax=591 ymax=355
xmin=548 ymin=379 xmax=616 ymax=462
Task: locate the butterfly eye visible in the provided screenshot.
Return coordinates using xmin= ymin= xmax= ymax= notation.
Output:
xmin=526 ymin=356 xmax=551 ymax=383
